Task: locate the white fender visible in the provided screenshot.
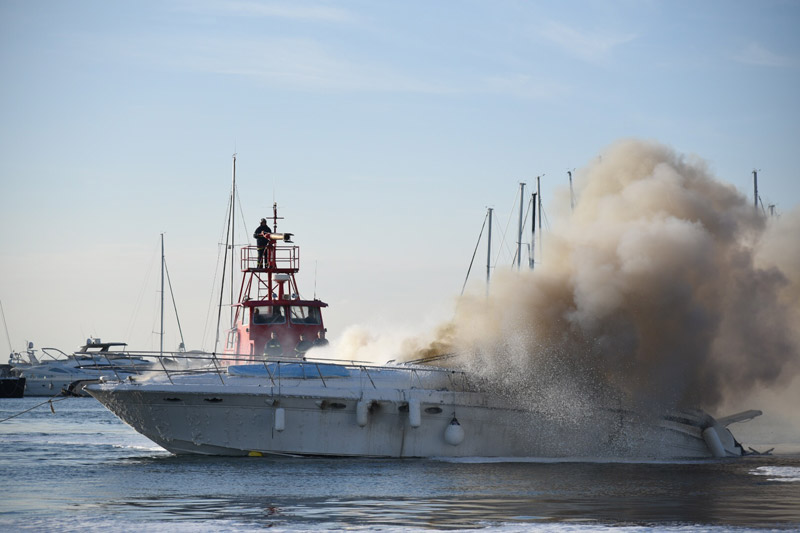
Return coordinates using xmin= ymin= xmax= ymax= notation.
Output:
xmin=702 ymin=427 xmax=725 ymax=458
xmin=444 ymin=418 xmax=465 ymax=446
xmin=408 ymin=398 xmax=421 ymax=428
xmin=356 ymin=400 xmax=370 ymax=427
xmin=274 ymin=407 xmax=285 ymax=432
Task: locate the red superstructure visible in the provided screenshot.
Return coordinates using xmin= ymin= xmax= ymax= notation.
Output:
xmin=223 ymin=203 xmax=328 ymax=359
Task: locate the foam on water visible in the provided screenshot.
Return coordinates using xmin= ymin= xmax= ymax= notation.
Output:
xmin=750 ymin=466 xmax=800 ymax=482
xmin=432 ymin=456 xmax=715 ymax=465
xmin=0 ymin=517 xmax=782 ymax=533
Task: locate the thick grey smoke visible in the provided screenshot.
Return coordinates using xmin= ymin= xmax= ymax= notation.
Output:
xmin=417 ymin=139 xmax=800 ymax=416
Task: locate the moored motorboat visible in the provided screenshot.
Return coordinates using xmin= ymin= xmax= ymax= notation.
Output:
xmin=12 ymin=339 xmax=152 ymax=397
xmin=0 ymin=364 xmax=25 ymax=398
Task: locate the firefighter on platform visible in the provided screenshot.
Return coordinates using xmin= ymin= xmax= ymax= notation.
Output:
xmin=254 ymin=218 xmax=272 ymax=268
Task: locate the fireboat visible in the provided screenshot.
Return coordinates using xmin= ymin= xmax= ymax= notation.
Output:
xmin=222 ymin=203 xmax=328 ymax=360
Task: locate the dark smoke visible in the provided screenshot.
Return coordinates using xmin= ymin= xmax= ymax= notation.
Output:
xmin=410 ymin=139 xmax=800 ymax=415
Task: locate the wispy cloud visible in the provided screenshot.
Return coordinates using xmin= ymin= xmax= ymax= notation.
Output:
xmin=170 ymin=36 xmax=452 ymax=93
xmin=482 ymin=74 xmax=569 ymax=100
xmin=734 ymin=42 xmax=795 ymax=68
xmin=539 ymin=21 xmax=636 ymax=65
xmin=174 ymin=0 xmax=356 ymax=23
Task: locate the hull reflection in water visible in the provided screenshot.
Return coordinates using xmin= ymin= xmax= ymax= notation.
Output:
xmin=86 ymin=353 xmax=760 ymax=459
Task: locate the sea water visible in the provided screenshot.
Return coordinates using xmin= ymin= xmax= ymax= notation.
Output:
xmin=1 ymin=397 xmax=799 ymax=532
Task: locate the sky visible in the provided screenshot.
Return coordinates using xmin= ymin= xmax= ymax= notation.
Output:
xmin=1 ymin=0 xmax=799 ymax=356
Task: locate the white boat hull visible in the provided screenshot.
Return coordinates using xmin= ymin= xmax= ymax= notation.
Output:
xmin=87 ymin=364 xmax=747 ymax=459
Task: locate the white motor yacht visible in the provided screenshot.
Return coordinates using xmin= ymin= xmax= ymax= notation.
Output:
xmin=13 ymin=339 xmax=152 ymax=397
xmin=87 ymin=354 xmax=761 ymax=458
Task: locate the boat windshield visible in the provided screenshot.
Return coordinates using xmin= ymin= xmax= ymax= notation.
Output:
xmin=289 ymin=306 xmax=321 ymax=325
xmin=252 ymin=306 xmax=285 ymax=325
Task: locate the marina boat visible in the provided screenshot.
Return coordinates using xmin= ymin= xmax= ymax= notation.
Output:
xmin=12 ymin=339 xmax=153 ymax=397
xmin=86 ymin=197 xmax=761 ymax=459
xmin=0 ymin=364 xmax=25 ymax=398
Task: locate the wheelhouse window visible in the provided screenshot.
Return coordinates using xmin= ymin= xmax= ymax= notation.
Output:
xmin=252 ymin=305 xmax=285 ymax=325
xmin=290 ymin=306 xmax=321 ymax=325
xmin=226 ymin=330 xmax=238 ymax=351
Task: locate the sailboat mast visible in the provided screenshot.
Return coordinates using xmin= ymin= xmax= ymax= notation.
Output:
xmin=486 ymin=207 xmax=493 ymax=292
xmin=530 ymin=192 xmax=537 ymax=270
xmin=753 ymin=169 xmax=758 ymax=211
xmin=537 ymin=176 xmax=542 ymax=262
xmin=230 ymin=154 xmax=237 ymax=328
xmin=160 ymin=233 xmax=165 ymax=357
xmin=0 ymin=299 xmax=13 ymax=353
xmin=516 ymin=182 xmax=525 ymax=270
xmin=568 ymin=170 xmax=574 ymax=212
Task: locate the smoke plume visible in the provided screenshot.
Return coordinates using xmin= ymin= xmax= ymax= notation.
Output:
xmin=412 ymin=139 xmax=800 ymax=415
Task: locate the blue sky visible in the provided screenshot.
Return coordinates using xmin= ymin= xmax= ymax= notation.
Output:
xmin=1 ymin=0 xmax=798 ymax=354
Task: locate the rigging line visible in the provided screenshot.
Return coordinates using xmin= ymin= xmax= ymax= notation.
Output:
xmin=163 ymin=259 xmax=186 ymax=348
xmin=0 ymin=299 xmax=13 ymax=352
xmin=201 ymin=237 xmax=225 ymax=351
xmin=493 ymin=188 xmax=520 ymax=268
xmin=0 ymin=395 xmax=70 ymax=423
xmin=202 ymin=195 xmax=234 ymax=350
xmin=126 ymin=239 xmax=159 ymax=344
xmin=540 ymin=204 xmax=551 ymax=231
xmin=538 ymin=203 xmax=551 ymax=265
xmin=235 ymin=181 xmax=251 ymax=246
xmin=510 ymin=199 xmax=534 ymax=267
xmin=461 ymin=210 xmax=489 ymax=296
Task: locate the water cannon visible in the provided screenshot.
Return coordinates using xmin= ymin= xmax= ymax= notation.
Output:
xmin=270 ymin=232 xmax=293 ymax=243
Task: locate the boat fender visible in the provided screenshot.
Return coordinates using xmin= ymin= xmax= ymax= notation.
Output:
xmin=444 ymin=418 xmax=465 ymax=446
xmin=274 ymin=407 xmax=286 ymax=432
xmin=356 ymin=400 xmax=370 ymax=427
xmin=702 ymin=426 xmax=726 ymax=458
xmin=408 ymin=398 xmax=421 ymax=428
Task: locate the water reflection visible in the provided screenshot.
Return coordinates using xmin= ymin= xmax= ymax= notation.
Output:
xmin=89 ymin=457 xmax=800 ymax=530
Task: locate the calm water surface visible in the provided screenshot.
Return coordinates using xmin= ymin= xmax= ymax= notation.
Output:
xmin=1 ymin=397 xmax=799 ymax=532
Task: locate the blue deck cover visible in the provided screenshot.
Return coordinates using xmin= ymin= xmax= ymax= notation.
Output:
xmin=227 ymin=362 xmax=352 ymax=379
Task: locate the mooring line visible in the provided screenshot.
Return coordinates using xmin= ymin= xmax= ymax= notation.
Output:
xmin=0 ymin=394 xmax=71 ymax=423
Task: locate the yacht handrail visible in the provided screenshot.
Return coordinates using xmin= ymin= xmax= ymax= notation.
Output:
xmin=102 ymin=350 xmax=483 ymax=392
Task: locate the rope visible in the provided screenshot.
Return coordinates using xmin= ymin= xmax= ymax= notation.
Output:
xmin=0 ymin=394 xmax=71 ymax=423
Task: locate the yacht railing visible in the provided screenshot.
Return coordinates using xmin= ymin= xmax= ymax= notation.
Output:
xmin=92 ymin=350 xmax=485 ymax=393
